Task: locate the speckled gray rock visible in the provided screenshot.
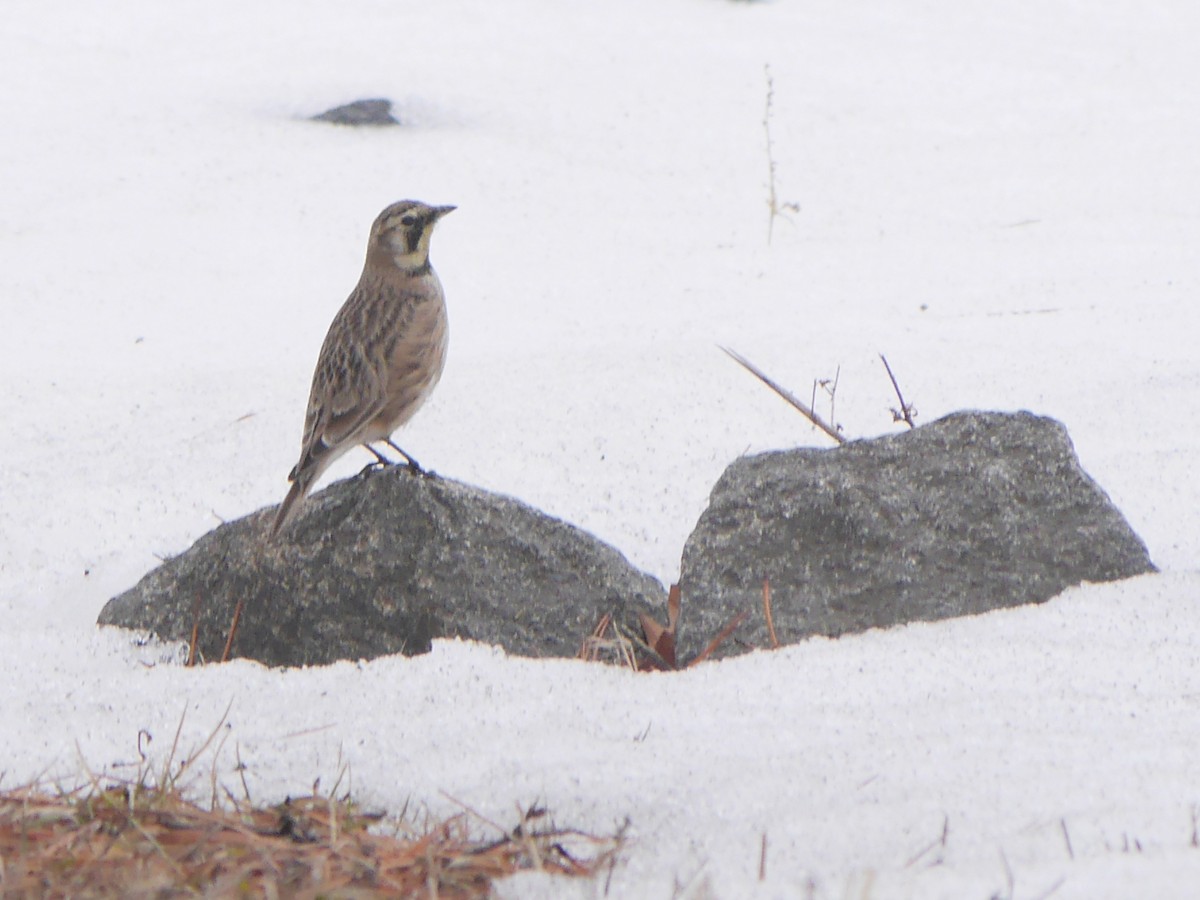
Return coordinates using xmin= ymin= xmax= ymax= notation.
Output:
xmin=678 ymin=410 xmax=1155 ymax=659
xmin=311 ymin=98 xmax=399 ymax=126
xmin=99 ymin=469 xmax=664 ymax=667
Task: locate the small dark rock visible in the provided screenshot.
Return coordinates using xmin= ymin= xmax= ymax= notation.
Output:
xmin=311 ymin=98 xmax=400 ymax=127
xmin=678 ymin=410 xmax=1155 ymax=659
xmin=99 ymin=470 xmax=664 ymax=667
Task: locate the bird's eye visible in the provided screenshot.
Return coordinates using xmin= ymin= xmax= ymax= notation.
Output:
xmin=400 ymin=215 xmax=417 ymax=227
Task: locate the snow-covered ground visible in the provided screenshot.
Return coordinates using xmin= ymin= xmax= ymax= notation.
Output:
xmin=2 ymin=0 xmax=1198 ymax=895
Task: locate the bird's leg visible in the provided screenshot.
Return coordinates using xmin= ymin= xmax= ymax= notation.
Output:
xmin=366 ymin=444 xmax=395 ymax=466
xmin=356 ymin=443 xmax=394 ymax=477
xmin=383 ymin=438 xmax=425 ymax=474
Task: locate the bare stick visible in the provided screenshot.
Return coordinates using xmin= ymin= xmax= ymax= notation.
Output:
xmin=221 ymin=597 xmax=245 ymax=663
xmin=880 ymin=353 xmax=917 ymax=428
xmin=721 ymin=346 xmax=845 ymax=444
xmin=762 ymin=580 xmax=780 ymax=649
xmin=1060 ymin=818 xmax=1074 ymax=860
xmin=187 ymin=593 xmax=202 ymax=667
xmin=759 ymin=832 xmax=768 ymax=881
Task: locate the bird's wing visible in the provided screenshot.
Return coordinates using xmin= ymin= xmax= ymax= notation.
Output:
xmin=289 ymin=342 xmax=387 ymax=483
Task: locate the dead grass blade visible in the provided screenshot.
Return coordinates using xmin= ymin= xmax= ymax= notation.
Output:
xmin=578 ymin=613 xmax=640 ymax=670
xmin=762 ymin=579 xmax=780 ymax=650
xmin=220 ymin=596 xmax=245 ymax=663
xmin=687 ymin=610 xmax=751 ymax=667
xmin=585 ymin=583 xmax=758 ymax=671
xmin=637 ymin=584 xmax=681 ymax=669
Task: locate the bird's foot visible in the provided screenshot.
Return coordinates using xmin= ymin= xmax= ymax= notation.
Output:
xmin=383 ymin=439 xmax=427 ymax=475
xmin=364 ymin=441 xmax=435 ymax=478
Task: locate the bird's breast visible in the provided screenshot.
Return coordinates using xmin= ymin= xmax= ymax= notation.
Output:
xmin=369 ymin=273 xmax=448 ymax=436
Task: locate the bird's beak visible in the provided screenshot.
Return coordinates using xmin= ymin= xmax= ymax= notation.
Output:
xmin=432 ymin=205 xmax=456 ymax=219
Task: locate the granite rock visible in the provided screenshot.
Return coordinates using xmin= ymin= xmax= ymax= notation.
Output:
xmin=99 ymin=468 xmax=664 ymax=667
xmin=678 ymin=410 xmax=1155 ymax=659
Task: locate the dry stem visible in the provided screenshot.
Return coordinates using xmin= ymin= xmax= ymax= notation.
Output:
xmin=762 ymin=580 xmax=780 ymax=649
xmin=220 ymin=596 xmax=244 ymax=663
xmin=688 ymin=610 xmax=751 ymax=667
xmin=880 ymin=353 xmax=917 ymax=428
xmin=721 ymin=346 xmax=845 ymax=444
xmin=763 ymin=64 xmax=799 ymax=244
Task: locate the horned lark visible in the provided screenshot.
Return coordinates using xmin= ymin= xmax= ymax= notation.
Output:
xmin=270 ymin=200 xmax=454 ymax=537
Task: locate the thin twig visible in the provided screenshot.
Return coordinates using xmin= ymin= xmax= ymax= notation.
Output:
xmin=762 ymin=580 xmax=780 ymax=649
xmin=720 ymin=346 xmax=845 ymax=444
xmin=880 ymin=353 xmax=917 ymax=428
xmin=817 ymin=367 xmax=840 ymax=432
xmin=221 ymin=597 xmax=245 ymax=663
xmin=763 ymin=64 xmax=798 ymax=245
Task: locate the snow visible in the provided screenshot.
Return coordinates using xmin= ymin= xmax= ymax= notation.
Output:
xmin=2 ymin=0 xmax=1199 ymax=895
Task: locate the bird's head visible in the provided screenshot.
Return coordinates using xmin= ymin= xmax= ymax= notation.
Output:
xmin=367 ymin=200 xmax=455 ymax=273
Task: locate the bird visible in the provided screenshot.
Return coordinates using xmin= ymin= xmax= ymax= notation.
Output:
xmin=270 ymin=200 xmax=455 ymax=538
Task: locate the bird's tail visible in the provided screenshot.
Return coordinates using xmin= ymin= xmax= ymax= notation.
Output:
xmin=269 ymin=474 xmax=312 ymax=539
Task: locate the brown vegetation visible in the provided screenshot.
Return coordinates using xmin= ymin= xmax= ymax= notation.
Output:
xmin=0 ymin=783 xmax=620 ymax=898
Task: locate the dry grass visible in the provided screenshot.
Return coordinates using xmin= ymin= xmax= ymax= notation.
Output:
xmin=582 ymin=583 xmax=771 ymax=672
xmin=0 ymin=782 xmax=622 ymax=898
